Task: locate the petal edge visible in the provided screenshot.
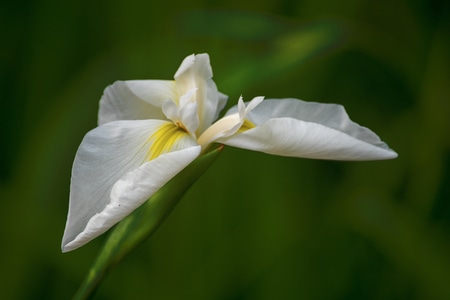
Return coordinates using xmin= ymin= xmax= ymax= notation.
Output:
xmin=62 ymin=146 xmax=201 ymax=252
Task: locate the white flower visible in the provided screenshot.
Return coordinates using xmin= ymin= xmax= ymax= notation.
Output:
xmin=62 ymin=53 xmax=397 ymax=252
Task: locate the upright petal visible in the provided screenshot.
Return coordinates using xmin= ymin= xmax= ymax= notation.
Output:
xmin=98 ymin=80 xmax=177 ymax=125
xmin=62 ymin=120 xmax=199 ymax=252
xmin=174 ymin=54 xmax=228 ymax=134
xmin=220 ymin=99 xmax=397 ymax=160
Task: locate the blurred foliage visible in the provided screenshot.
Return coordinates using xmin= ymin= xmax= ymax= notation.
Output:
xmin=1 ymin=0 xmax=450 ymax=299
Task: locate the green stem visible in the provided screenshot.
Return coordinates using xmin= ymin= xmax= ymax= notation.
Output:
xmin=72 ymin=145 xmax=224 ymax=300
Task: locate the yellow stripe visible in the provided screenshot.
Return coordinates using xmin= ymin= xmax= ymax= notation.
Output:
xmin=146 ymin=123 xmax=188 ymax=161
xmin=237 ymin=119 xmax=255 ymax=133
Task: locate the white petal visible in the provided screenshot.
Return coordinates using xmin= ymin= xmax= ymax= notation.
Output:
xmin=161 ymin=92 xmax=200 ymax=136
xmin=220 ymin=99 xmax=397 ymax=160
xmin=162 ymin=99 xmax=180 ymax=121
xmin=237 ymin=96 xmax=246 ymax=119
xmin=98 ymin=80 xmax=177 ymax=125
xmin=197 ymin=113 xmax=241 ymax=148
xmin=244 ymin=96 xmax=264 ymax=115
xmin=180 ymin=102 xmax=200 ymax=135
xmin=174 ymin=53 xmax=228 ymax=134
xmin=197 ymin=96 xmax=264 ymax=147
xmin=126 ymin=80 xmax=178 ymax=106
xmin=174 ymin=54 xmax=198 ymax=79
xmin=62 ymin=120 xmax=199 ymax=252
xmin=179 ymin=88 xmax=198 ymax=108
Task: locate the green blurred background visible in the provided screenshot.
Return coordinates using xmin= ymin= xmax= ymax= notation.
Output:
xmin=1 ymin=0 xmax=450 ymax=299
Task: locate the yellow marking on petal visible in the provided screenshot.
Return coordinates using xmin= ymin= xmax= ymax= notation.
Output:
xmin=146 ymin=123 xmax=188 ymax=161
xmin=237 ymin=119 xmax=255 ymax=133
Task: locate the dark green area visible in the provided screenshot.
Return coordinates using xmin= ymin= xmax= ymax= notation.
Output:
xmin=1 ymin=0 xmax=449 ymax=299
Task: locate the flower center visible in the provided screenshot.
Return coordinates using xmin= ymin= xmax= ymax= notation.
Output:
xmin=175 ymin=120 xmax=188 ymax=133
xmin=162 ymin=95 xmax=199 ymax=139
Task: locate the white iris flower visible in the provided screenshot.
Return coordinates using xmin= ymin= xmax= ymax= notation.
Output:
xmin=62 ymin=53 xmax=397 ymax=252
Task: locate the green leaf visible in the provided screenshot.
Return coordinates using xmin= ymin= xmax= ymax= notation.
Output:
xmin=72 ymin=145 xmax=224 ymax=300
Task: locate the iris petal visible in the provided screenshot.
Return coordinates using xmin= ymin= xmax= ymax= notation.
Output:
xmin=62 ymin=120 xmax=199 ymax=252
xmin=220 ymin=99 xmax=397 ymax=160
xmin=98 ymin=80 xmax=176 ymax=125
xmin=174 ymin=53 xmax=228 ymax=134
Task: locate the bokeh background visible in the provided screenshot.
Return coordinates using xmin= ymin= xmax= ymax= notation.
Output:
xmin=1 ymin=0 xmax=450 ymax=299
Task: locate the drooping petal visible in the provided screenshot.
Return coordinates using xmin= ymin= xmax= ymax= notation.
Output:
xmin=174 ymin=53 xmax=228 ymax=134
xmin=62 ymin=120 xmax=199 ymax=252
xmin=98 ymin=80 xmax=177 ymax=125
xmin=220 ymin=98 xmax=397 ymax=160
